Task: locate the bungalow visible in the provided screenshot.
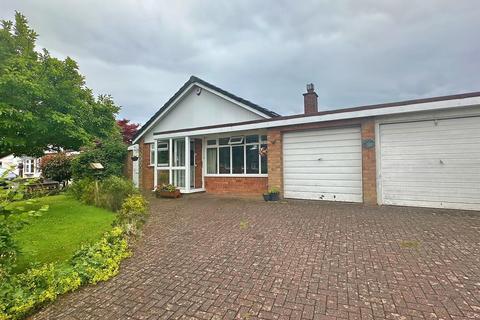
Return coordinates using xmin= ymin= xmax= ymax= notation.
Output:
xmin=129 ymin=76 xmax=480 ymax=211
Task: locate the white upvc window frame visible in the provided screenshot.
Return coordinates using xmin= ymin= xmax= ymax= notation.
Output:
xmin=24 ymin=159 xmax=34 ymax=174
xmin=204 ymin=133 xmax=268 ymax=177
xmin=153 ymin=137 xmax=191 ymax=193
xmin=150 ymin=142 xmax=169 ymax=167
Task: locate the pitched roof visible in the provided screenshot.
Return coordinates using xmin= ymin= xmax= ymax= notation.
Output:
xmin=132 ymin=76 xmax=280 ymax=143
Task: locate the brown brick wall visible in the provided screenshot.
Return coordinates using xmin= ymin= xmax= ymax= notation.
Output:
xmin=360 ymin=118 xmax=377 ymax=205
xmin=267 ymin=128 xmax=283 ymax=194
xmin=204 ymin=177 xmax=268 ymax=195
xmin=267 ymin=118 xmax=378 ymax=204
xmin=139 ymin=139 xmax=154 ymax=191
xmin=124 ymin=150 xmax=133 ymax=180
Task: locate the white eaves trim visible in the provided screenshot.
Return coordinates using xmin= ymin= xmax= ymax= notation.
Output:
xmin=152 ymin=95 xmax=480 ymax=140
xmin=132 ymin=81 xmax=272 ymax=144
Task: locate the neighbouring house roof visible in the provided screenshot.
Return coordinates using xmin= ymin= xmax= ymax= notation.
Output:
xmin=132 ymin=76 xmax=280 ymax=143
xmin=151 ymin=90 xmax=480 ymax=138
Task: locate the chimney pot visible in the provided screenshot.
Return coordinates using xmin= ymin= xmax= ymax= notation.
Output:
xmin=303 ymin=83 xmax=318 ymax=114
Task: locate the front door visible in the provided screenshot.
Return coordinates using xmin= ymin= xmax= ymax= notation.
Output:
xmin=190 ymin=140 xmax=195 ymax=188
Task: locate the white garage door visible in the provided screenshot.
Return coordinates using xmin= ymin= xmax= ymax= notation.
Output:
xmin=283 ymin=127 xmax=363 ymax=202
xmin=379 ymin=116 xmax=480 ymax=210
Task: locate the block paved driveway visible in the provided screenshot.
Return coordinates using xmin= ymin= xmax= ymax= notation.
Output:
xmin=34 ymin=195 xmax=480 ymax=320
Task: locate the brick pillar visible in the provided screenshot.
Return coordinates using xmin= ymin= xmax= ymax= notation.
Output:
xmin=124 ymin=150 xmax=133 ymax=179
xmin=139 ymin=139 xmax=154 ymax=191
xmin=267 ymin=128 xmax=283 ymax=196
xmin=361 ymin=118 xmax=377 ymax=205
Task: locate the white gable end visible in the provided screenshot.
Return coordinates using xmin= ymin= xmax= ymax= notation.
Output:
xmin=143 ymin=86 xmax=266 ymax=142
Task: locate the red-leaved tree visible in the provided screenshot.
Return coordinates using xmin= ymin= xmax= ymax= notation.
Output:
xmin=117 ymin=119 xmax=140 ymax=145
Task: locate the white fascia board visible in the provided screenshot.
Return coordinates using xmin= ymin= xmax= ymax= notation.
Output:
xmin=195 ymin=83 xmax=272 ymax=119
xmin=152 ymin=96 xmax=480 ymax=140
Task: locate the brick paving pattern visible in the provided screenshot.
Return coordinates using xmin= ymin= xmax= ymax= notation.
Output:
xmin=33 ymin=195 xmax=480 ymax=320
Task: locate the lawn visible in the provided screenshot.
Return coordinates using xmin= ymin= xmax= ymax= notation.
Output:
xmin=13 ymin=194 xmax=115 ymax=272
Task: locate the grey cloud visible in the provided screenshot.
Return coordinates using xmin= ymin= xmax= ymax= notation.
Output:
xmin=1 ymin=0 xmax=479 ymax=123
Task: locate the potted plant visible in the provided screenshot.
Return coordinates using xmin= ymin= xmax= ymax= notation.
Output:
xmin=267 ymin=187 xmax=280 ymax=201
xmin=262 ymin=192 xmax=270 ymax=202
xmin=155 ymin=184 xmax=181 ymax=198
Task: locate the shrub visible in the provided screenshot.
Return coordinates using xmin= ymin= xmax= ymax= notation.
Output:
xmin=68 ymin=176 xmax=136 ymax=212
xmin=99 ymin=176 xmax=137 ymax=212
xmin=67 ymin=177 xmax=95 ymax=203
xmin=70 ymin=227 xmax=130 ymax=284
xmin=115 ymin=195 xmax=148 ymax=238
xmin=0 ymin=263 xmax=81 ymax=319
xmin=39 ymin=153 xmax=73 ymax=185
xmin=71 ymin=137 xmax=127 ymax=180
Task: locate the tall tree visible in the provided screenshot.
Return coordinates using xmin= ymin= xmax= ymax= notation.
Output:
xmin=0 ymin=12 xmax=120 ymax=157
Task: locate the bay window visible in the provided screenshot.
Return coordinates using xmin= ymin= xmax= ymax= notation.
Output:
xmin=206 ymin=134 xmax=268 ymax=175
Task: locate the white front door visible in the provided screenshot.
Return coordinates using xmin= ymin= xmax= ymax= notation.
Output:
xmin=283 ymin=126 xmax=363 ymax=202
xmin=379 ymin=116 xmax=480 ymax=210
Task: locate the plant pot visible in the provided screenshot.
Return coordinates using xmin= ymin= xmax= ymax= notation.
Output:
xmin=157 ymin=190 xmax=181 ymax=198
xmin=269 ymin=193 xmax=279 ymax=201
xmin=262 ymin=193 xmax=270 ymax=201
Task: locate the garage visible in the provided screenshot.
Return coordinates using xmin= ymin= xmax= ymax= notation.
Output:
xmin=283 ymin=126 xmax=363 ymax=202
xmin=379 ymin=116 xmax=480 ymax=210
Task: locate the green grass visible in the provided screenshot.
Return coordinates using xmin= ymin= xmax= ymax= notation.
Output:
xmin=13 ymin=194 xmax=115 ymax=273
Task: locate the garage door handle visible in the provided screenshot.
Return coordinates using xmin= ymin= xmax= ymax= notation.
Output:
xmin=317 ymin=158 xmax=323 ymax=161
xmin=439 ymin=159 xmax=444 ymax=165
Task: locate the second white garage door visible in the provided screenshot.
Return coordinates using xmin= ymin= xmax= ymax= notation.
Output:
xmin=379 ymin=116 xmax=480 ymax=210
xmin=283 ymin=126 xmax=363 ymax=202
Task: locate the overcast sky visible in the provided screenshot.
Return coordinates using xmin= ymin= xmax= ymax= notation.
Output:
xmin=1 ymin=1 xmax=479 ymax=124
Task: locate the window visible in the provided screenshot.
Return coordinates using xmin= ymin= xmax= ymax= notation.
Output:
xmin=24 ymin=159 xmax=34 ymax=174
xmin=206 ymin=134 xmax=268 ymax=175
xmin=232 ymin=145 xmax=244 ymax=173
xmin=206 ymin=148 xmax=217 ymax=174
xmin=229 ymin=136 xmax=243 ymax=144
xmin=150 ymin=141 xmax=169 ymax=166
xmin=246 ymin=144 xmax=259 ymax=174
xmin=219 ymin=147 xmax=230 ymax=174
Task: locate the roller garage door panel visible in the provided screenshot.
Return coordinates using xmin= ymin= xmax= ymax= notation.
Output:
xmin=283 ymin=127 xmax=363 ymax=202
xmin=379 ymin=116 xmax=480 ymax=210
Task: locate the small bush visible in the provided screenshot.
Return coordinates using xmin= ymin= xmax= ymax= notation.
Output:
xmin=99 ymin=176 xmax=137 ymax=212
xmin=70 ymin=227 xmax=130 ymax=284
xmin=67 ymin=178 xmax=95 ymax=203
xmin=39 ymin=153 xmax=72 ymax=185
xmin=68 ymin=176 xmax=137 ymax=212
xmin=115 ymin=194 xmax=148 ymax=238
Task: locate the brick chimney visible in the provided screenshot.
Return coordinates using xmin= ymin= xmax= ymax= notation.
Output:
xmin=303 ymin=83 xmax=318 ymax=115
